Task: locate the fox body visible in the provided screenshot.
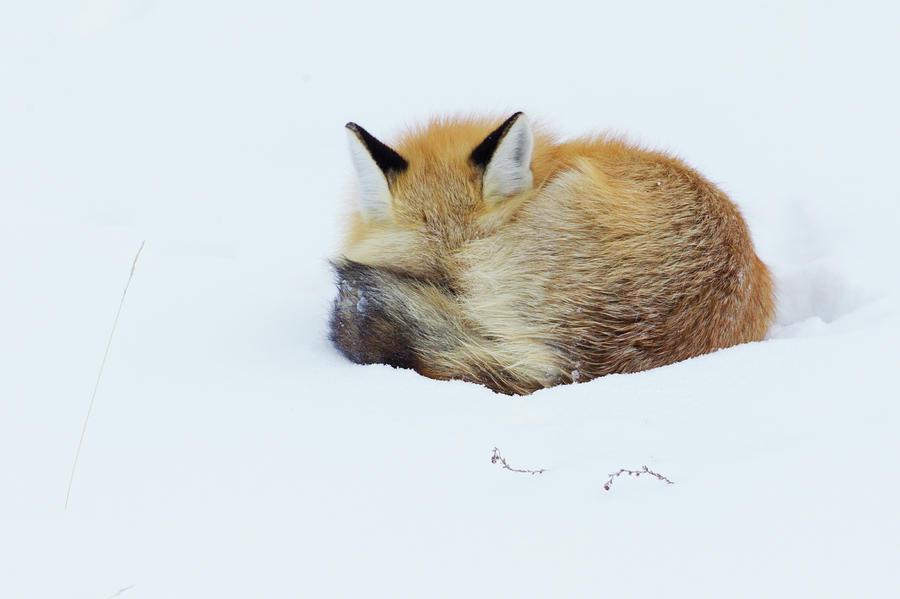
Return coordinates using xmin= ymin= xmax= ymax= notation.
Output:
xmin=329 ymin=113 xmax=774 ymax=395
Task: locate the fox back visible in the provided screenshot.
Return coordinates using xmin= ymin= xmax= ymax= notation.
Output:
xmin=329 ymin=113 xmax=774 ymax=394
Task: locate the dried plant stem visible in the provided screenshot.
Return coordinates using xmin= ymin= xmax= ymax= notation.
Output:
xmin=604 ymin=465 xmax=674 ymax=491
xmin=490 ymin=447 xmax=546 ymax=475
xmin=105 ymin=584 xmax=136 ymax=599
xmin=65 ymin=241 xmax=145 ymax=509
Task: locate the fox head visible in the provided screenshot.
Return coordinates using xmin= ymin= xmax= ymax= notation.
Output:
xmin=339 ymin=113 xmax=540 ymax=280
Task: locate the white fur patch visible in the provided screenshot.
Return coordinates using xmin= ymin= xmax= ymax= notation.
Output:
xmin=483 ymin=114 xmax=534 ymax=201
xmin=346 ymin=129 xmax=393 ymax=220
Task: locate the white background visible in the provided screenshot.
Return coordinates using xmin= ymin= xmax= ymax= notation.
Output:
xmin=2 ymin=1 xmax=898 ymax=597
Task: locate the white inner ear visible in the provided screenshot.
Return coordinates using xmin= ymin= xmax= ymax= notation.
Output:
xmin=347 ymin=129 xmax=393 ymax=221
xmin=483 ymin=115 xmax=534 ymax=201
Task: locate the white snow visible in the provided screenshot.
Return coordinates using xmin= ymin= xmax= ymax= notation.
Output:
xmin=2 ymin=2 xmax=899 ymax=598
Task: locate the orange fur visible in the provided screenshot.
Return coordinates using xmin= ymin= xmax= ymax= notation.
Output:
xmin=331 ymin=115 xmax=774 ymax=394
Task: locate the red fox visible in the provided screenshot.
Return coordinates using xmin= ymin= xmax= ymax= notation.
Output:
xmin=329 ymin=113 xmax=774 ymax=394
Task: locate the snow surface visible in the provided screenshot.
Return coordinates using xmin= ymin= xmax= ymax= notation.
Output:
xmin=2 ymin=2 xmax=899 ymax=597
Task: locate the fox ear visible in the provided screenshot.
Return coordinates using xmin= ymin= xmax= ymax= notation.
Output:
xmin=345 ymin=123 xmax=408 ymax=221
xmin=470 ymin=112 xmax=534 ymax=202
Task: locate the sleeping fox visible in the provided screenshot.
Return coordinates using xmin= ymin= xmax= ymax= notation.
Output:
xmin=329 ymin=113 xmax=774 ymax=395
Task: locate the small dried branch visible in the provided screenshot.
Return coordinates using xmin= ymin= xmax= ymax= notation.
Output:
xmin=490 ymin=447 xmax=546 ymax=475
xmin=66 ymin=241 xmax=145 ymax=509
xmin=604 ymin=465 xmax=674 ymax=491
xmin=105 ymin=584 xmax=136 ymax=599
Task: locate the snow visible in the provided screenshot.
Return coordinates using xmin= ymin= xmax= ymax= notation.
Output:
xmin=2 ymin=2 xmax=899 ymax=597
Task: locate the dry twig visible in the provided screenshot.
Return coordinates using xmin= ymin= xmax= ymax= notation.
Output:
xmin=65 ymin=241 xmax=145 ymax=509
xmin=604 ymin=465 xmax=674 ymax=491
xmin=105 ymin=584 xmax=136 ymax=599
xmin=490 ymin=447 xmax=546 ymax=475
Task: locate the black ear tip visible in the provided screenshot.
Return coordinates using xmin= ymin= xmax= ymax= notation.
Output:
xmin=344 ymin=121 xmax=409 ymax=175
xmin=470 ymin=112 xmax=528 ymax=169
xmin=505 ymin=112 xmax=526 ymax=126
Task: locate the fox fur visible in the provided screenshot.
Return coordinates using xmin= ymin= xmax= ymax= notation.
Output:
xmin=329 ymin=113 xmax=774 ymax=395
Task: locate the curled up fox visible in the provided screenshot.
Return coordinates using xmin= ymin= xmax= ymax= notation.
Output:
xmin=329 ymin=112 xmax=774 ymax=395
